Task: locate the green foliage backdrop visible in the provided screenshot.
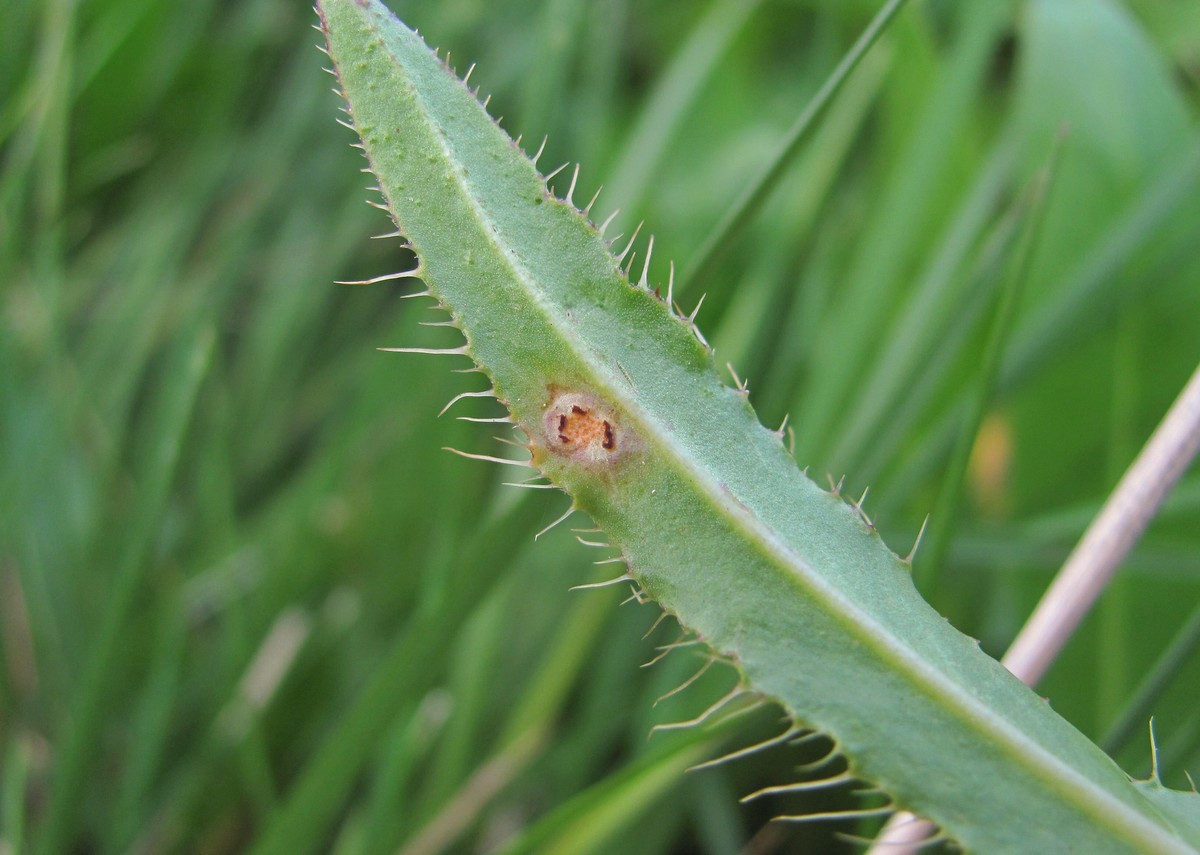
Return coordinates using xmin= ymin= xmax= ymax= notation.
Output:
xmin=2 ymin=0 xmax=1198 ymax=852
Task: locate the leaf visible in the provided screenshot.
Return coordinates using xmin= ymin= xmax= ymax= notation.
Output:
xmin=316 ymin=0 xmax=1200 ymax=851
xmin=1138 ymin=782 xmax=1200 ymax=847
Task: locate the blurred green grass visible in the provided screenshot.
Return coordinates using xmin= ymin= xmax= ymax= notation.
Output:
xmin=1 ymin=0 xmax=1198 ymax=853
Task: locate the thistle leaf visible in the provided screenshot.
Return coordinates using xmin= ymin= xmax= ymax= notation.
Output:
xmin=316 ymin=1 xmax=1200 ymax=850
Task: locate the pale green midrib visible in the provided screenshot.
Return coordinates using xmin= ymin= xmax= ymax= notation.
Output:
xmin=411 ymin=117 xmax=1182 ymax=849
xmin=342 ymin=14 xmax=1186 ymax=855
xmin=425 ymin=147 xmax=1184 ymax=851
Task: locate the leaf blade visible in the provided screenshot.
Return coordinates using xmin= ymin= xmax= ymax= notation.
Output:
xmin=317 ymin=2 xmax=1200 ymax=851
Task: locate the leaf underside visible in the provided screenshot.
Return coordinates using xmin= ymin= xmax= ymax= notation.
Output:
xmin=316 ymin=1 xmax=1200 ymax=851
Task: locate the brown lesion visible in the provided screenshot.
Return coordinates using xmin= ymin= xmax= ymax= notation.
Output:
xmin=556 ymin=403 xmax=616 ymax=452
xmin=541 ymin=388 xmax=632 ymax=466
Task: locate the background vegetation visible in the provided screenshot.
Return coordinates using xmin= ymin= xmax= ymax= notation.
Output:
xmin=2 ymin=0 xmax=1198 ymax=853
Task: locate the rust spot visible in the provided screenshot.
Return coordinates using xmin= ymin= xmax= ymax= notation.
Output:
xmin=542 ymin=390 xmax=631 ymax=464
xmin=557 ymin=406 xmax=607 ymax=448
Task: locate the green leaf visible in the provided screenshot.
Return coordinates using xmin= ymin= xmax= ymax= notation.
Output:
xmin=316 ymin=1 xmax=1200 ymax=851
